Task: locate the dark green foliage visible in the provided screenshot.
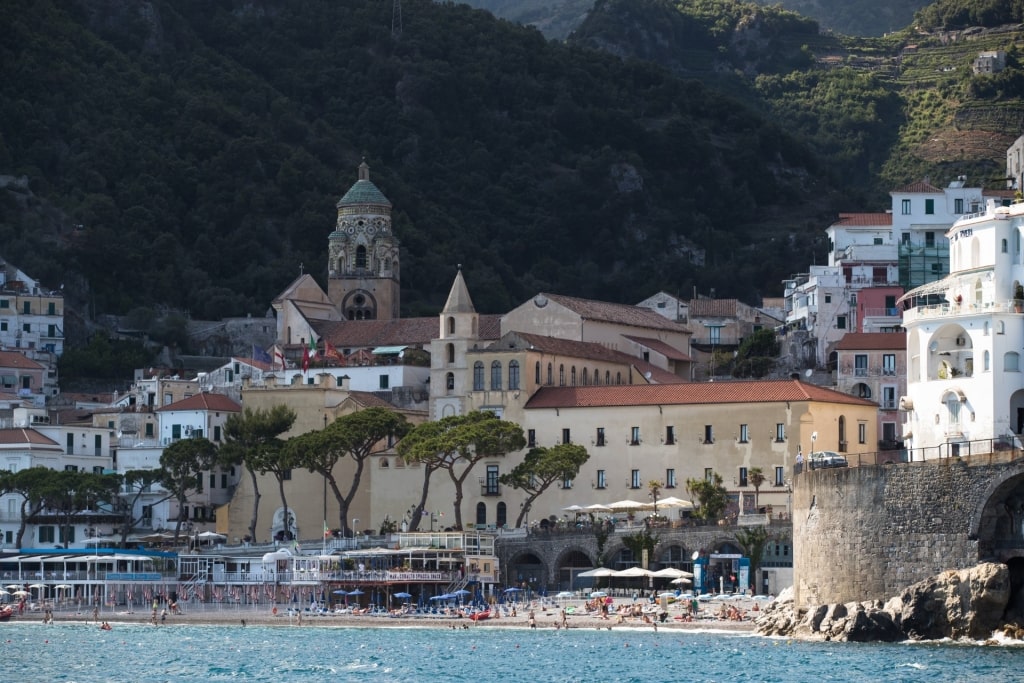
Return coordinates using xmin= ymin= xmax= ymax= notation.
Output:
xmin=732 ymin=328 xmax=780 ymax=377
xmin=915 ymin=0 xmax=1024 ymax=30
xmin=57 ymin=334 xmax=154 ymax=385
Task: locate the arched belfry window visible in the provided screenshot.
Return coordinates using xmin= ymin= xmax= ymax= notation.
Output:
xmin=447 ymin=317 xmax=455 ymax=335
xmin=447 ymin=343 xmax=455 ymax=364
xmin=356 ymin=245 xmax=368 ymax=268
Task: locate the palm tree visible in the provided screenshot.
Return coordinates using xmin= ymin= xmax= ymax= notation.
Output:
xmin=749 ymin=467 xmax=766 ymax=509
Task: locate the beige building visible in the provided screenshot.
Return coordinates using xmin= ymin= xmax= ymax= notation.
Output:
xmin=834 ymin=332 xmax=905 ymax=456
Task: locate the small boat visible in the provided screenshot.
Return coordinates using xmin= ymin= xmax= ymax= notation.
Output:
xmin=0 ymin=605 xmax=13 ymax=621
xmin=469 ymin=609 xmax=490 ymax=622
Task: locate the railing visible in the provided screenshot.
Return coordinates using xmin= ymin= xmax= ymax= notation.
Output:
xmin=904 ymin=300 xmax=1020 ymax=322
xmin=793 ymin=436 xmax=1022 ymax=471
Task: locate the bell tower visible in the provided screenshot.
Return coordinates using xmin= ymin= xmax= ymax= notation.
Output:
xmin=327 ymin=161 xmax=401 ymax=320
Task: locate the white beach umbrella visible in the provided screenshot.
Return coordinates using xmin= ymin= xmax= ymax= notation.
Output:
xmin=606 ymin=499 xmax=655 ymax=512
xmin=650 ymin=567 xmax=692 ymax=579
xmin=670 ymin=577 xmax=693 ymax=585
xmin=613 ymin=567 xmax=654 ymax=578
xmin=583 ymin=504 xmax=613 ymax=513
xmin=655 ymin=496 xmax=695 ymax=510
xmin=576 ymin=567 xmax=616 ymax=578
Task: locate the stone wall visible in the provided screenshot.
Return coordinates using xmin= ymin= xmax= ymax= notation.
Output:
xmin=793 ymin=455 xmax=1024 ymax=607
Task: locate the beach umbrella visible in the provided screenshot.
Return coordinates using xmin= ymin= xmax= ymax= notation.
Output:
xmin=583 ymin=504 xmax=613 ymax=513
xmin=332 ymin=589 xmax=349 ymax=595
xmin=5 ymin=585 xmax=21 ymax=590
xmin=651 ymin=567 xmax=693 ymax=579
xmin=452 ymin=589 xmax=471 ymax=596
xmin=655 ymin=496 xmax=695 ymax=510
xmin=429 ymin=594 xmax=452 ymax=600
xmin=502 ymin=587 xmax=523 ymax=593
xmin=12 ymin=590 xmax=29 ymax=597
xmin=613 ymin=567 xmax=654 ymax=578
xmin=606 ymin=499 xmax=655 ymax=512
xmin=394 ymin=592 xmax=412 ymax=599
xmin=347 ymin=589 xmax=364 ymax=596
xmin=576 ymin=567 xmax=616 ymax=578
xmin=670 ymin=577 xmax=692 ymax=585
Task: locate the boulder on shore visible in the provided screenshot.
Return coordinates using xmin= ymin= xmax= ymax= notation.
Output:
xmin=755 ymin=562 xmax=1012 ymax=643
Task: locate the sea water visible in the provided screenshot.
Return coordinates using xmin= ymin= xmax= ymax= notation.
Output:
xmin=2 ymin=621 xmax=1022 ymax=682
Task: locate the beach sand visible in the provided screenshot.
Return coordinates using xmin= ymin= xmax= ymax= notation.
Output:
xmin=14 ymin=600 xmax=758 ymax=632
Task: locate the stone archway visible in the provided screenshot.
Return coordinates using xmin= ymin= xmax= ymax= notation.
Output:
xmin=506 ymin=551 xmax=546 ymax=593
xmin=971 ymin=466 xmax=1024 ymax=618
xmin=554 ymin=548 xmax=595 ymax=591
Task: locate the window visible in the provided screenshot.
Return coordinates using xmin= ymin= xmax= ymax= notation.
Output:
xmin=984 ymin=350 xmax=990 ymax=372
xmin=581 ymin=368 xmax=589 ymax=385
xmin=209 ymin=473 xmax=216 ymax=489
xmin=882 ymin=386 xmax=896 ymax=410
xmin=94 ymin=434 xmax=102 ymax=456
xmin=882 ymin=354 xmax=896 ymax=375
xmin=446 ymin=373 xmax=454 ymax=391
xmin=775 ymin=423 xmax=785 ymax=442
xmin=535 ymin=362 xmax=541 ymax=384
xmin=709 ymin=326 xmax=721 ymax=344
xmin=665 ymin=426 xmax=675 ymax=445
xmin=739 ymin=467 xmax=748 ymax=487
xmin=838 ymin=416 xmax=847 ymax=452
xmin=485 ymin=465 xmax=500 ymax=495
xmin=472 ymin=362 xmax=484 ymax=391
xmin=490 ymin=361 xmax=502 ymax=390
xmin=39 ymin=526 xmax=55 ymax=543
xmin=596 ymin=469 xmax=607 ymax=489
xmin=901 ymin=199 xmax=911 ymax=215
xmin=379 ymin=374 xmax=389 ymax=389
xmin=824 ymin=294 xmax=831 ymax=304
xmin=955 ymin=198 xmax=963 ymax=214
xmin=596 ymin=427 xmax=605 ymax=447
xmin=873 ymin=237 xmax=883 ymax=245
xmin=527 ymin=429 xmax=536 ymax=448
xmin=447 ymin=316 xmax=455 ymax=335
xmin=1003 ymin=239 xmax=1009 ymax=254
xmin=630 ymin=426 xmax=640 ymax=446
xmin=562 ymin=428 xmax=571 ymax=444
xmin=925 ymin=198 xmax=934 ymax=214
xmin=570 ymin=366 xmax=577 ymax=385
xmin=858 ymin=423 xmax=867 ymax=444
xmin=0 ymin=299 xmax=6 ymax=309
xmin=630 ymin=469 xmax=641 ymax=489
xmin=476 ymin=502 xmax=487 ymax=526
xmin=1006 ymin=352 xmax=1020 ymax=372
xmin=559 ymin=365 xmax=565 ymax=386
xmin=562 ymin=475 xmax=573 ymax=490
xmin=666 ymin=468 xmax=676 ymax=489
xmin=925 ymin=232 xmax=935 ymax=247
xmin=0 ymin=321 xmax=5 ymax=332
xmin=775 ymin=467 xmax=785 ymax=486
xmin=446 ymin=343 xmax=455 ymax=363
xmin=704 ymin=468 xmax=714 ymax=482
xmin=854 ymin=354 xmax=868 ymax=376
xmin=66 ymin=433 xmax=74 ymax=455
xmin=547 ymin=363 xmax=553 ymax=385
xmin=837 ymin=316 xmax=847 ymax=330
xmin=703 ymin=425 xmax=714 ymax=444
xmin=946 ymin=393 xmax=962 ymax=428
xmin=508 ymin=361 xmax=520 ymax=390
xmin=355 ymin=245 xmax=367 ymax=268
xmin=221 ymin=473 xmax=227 ymax=488
xmin=22 ymin=301 xmax=30 ymax=314
xmin=496 ymin=502 xmax=507 ymax=527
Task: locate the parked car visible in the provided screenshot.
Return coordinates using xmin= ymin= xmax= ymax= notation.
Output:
xmin=809 ymin=451 xmax=848 ymax=469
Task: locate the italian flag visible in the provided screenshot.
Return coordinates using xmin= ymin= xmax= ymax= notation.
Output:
xmin=324 ymin=521 xmax=331 ymax=538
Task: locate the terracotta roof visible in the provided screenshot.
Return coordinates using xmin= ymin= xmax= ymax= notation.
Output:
xmin=687 ymin=299 xmax=738 ymax=317
xmin=891 ymin=180 xmax=943 ymax=194
xmin=543 ymin=293 xmax=688 ymax=333
xmin=316 ymin=315 xmax=502 ymax=348
xmin=157 ymin=393 xmax=242 ymax=413
xmin=524 ymin=379 xmax=877 ymax=409
xmin=0 ymin=428 xmax=60 ymax=446
xmin=833 ymin=332 xmax=907 ymax=351
xmin=510 ymin=333 xmax=642 ymax=365
xmin=0 ymin=351 xmax=45 ymax=370
xmin=622 ymin=335 xmax=692 ymax=362
xmin=832 ymin=213 xmax=893 ymax=227
xmin=350 ymin=391 xmax=401 ymax=409
xmin=985 ymin=188 xmax=1017 ymax=198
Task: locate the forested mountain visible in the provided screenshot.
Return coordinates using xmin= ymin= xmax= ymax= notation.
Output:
xmin=3 ymin=0 xmax=1024 ymax=330
xmin=462 ymin=0 xmax=929 ymax=39
xmin=0 ymin=0 xmax=837 ymax=321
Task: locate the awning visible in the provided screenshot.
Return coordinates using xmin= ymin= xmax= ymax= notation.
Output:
xmin=371 ymin=345 xmax=407 ymax=355
xmin=897 ymin=278 xmax=951 ymax=304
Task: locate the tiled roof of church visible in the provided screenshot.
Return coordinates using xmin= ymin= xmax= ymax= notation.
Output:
xmin=337 ymin=162 xmax=391 ymax=207
xmin=317 ymin=315 xmax=502 ymax=348
xmin=542 ymin=293 xmax=688 ymax=332
xmin=157 ymin=393 xmax=242 ymax=413
xmin=687 ymin=299 xmax=738 ymax=317
xmin=622 ymin=336 xmax=692 ymax=361
xmin=524 ymin=379 xmax=876 ymax=409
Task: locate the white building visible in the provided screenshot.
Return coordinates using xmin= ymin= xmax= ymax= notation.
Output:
xmin=899 ymin=198 xmax=1024 ymax=457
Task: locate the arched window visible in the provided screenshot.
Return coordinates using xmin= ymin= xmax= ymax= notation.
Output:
xmin=491 ymin=360 xmax=503 ymax=390
xmin=509 ymin=360 xmax=520 ymax=390
xmin=476 ymin=502 xmax=487 ymax=527
xmin=593 ymin=368 xmax=599 ymax=385
xmin=559 ymin=365 xmax=565 ymax=386
xmin=570 ymin=366 xmax=577 ymax=385
xmin=447 ymin=343 xmax=455 ymax=364
xmin=616 ymin=372 xmax=622 ymax=384
xmin=974 ymin=279 xmax=983 ymax=305
xmin=447 ymin=316 xmax=455 ymax=335
xmin=984 ymin=350 xmax=991 ymax=372
xmin=547 ymin=363 xmax=553 ymax=385
xmin=356 ymin=245 xmax=367 ymax=268
xmin=1002 ymin=238 xmax=1009 ymax=253
xmin=605 ymin=370 xmax=611 ymax=385
xmin=838 ymin=416 xmax=847 ymax=452
xmin=473 ymin=362 xmax=484 ymax=391
xmin=496 ymin=502 xmax=507 ymax=528
xmin=984 ymin=321 xmax=990 ymax=336
xmin=535 ymin=361 xmax=541 ymax=384
xmin=945 ymin=392 xmax=962 ymax=428
xmin=446 ymin=372 xmax=455 ymax=391
xmin=582 ymin=368 xmax=589 ymax=385
xmin=1006 ymin=351 xmax=1020 ymax=372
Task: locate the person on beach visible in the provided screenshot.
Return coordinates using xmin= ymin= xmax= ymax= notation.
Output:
xmin=528 ymin=609 xmax=536 ymax=629
xmin=560 ymin=608 xmax=567 ymax=629
xmin=93 ymin=606 xmax=99 ymax=623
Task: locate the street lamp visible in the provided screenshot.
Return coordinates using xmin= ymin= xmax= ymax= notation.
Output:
xmin=351 ymin=518 xmax=359 ymax=545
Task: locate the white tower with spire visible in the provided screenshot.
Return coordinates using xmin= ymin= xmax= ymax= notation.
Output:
xmin=429 ymin=267 xmax=479 ymax=419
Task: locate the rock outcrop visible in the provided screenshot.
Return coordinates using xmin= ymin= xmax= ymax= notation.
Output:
xmin=756 ymin=563 xmax=1013 ymax=642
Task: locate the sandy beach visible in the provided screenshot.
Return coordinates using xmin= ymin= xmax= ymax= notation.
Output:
xmin=10 ymin=600 xmax=759 ymax=632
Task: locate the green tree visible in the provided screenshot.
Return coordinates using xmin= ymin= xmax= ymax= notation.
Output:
xmin=621 ymin=527 xmax=660 ymax=569
xmin=734 ymin=525 xmax=773 ymax=594
xmin=220 ymin=405 xmax=297 ymax=543
xmin=398 ymin=411 xmax=525 ymax=530
xmin=288 ymin=407 xmax=410 ymax=536
xmin=748 ymin=467 xmax=765 ymax=509
xmin=117 ymin=469 xmax=172 ymax=547
xmin=647 ymin=479 xmax=663 ymax=515
xmin=43 ymin=471 xmax=121 ymax=549
xmin=686 ymin=472 xmax=729 ymax=521
xmin=500 ymin=443 xmax=590 ymax=528
xmin=159 ymin=437 xmax=218 ymax=543
xmin=248 ymin=436 xmax=299 ymax=542
xmin=0 ymin=467 xmax=53 ymax=548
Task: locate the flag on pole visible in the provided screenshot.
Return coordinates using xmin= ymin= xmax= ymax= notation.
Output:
xmin=252 ymin=344 xmax=272 ymax=365
xmin=303 ymin=330 xmax=318 ymax=373
xmin=274 ymin=345 xmax=287 ymax=371
xmin=323 ymin=521 xmax=331 ymax=538
xmin=324 ymin=339 xmax=344 ymax=363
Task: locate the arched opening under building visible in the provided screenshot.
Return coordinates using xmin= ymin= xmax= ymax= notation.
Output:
xmin=556 ymin=549 xmax=594 ymax=591
xmin=975 ymin=472 xmax=1024 ymax=617
xmin=507 ymin=552 xmax=545 ymax=595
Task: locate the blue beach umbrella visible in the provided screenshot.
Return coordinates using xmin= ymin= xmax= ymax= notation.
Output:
xmin=332 ymin=589 xmax=349 ymax=595
xmin=347 ymin=589 xmax=364 ymax=596
xmin=394 ymin=592 xmax=412 ymax=599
